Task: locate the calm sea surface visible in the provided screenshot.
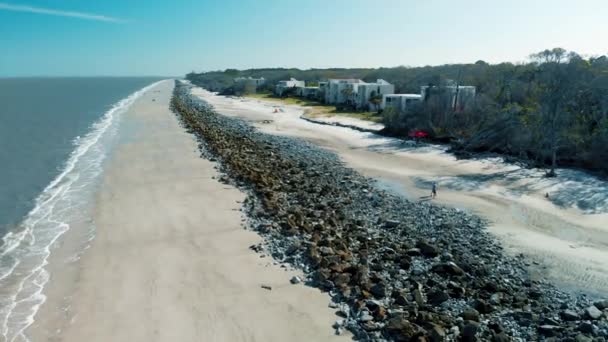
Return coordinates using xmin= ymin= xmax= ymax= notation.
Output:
xmin=0 ymin=77 xmax=162 ymax=235
xmin=0 ymin=77 xmax=164 ymax=341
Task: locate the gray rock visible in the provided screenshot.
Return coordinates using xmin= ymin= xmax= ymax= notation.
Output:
xmin=575 ymin=334 xmax=593 ymax=342
xmin=585 ymin=305 xmax=603 ymax=320
xmin=290 ymin=276 xmax=302 ymax=284
xmin=562 ymin=309 xmax=581 ymax=321
xmin=359 ymin=311 xmax=374 ymax=322
xmin=490 ymin=293 xmax=503 ymax=305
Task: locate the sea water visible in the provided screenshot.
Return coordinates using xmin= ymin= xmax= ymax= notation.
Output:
xmin=0 ymin=77 xmax=164 ymax=341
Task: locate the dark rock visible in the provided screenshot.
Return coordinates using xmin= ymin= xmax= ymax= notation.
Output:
xmin=416 ymin=240 xmax=440 ymax=258
xmin=462 ymin=321 xmax=479 ymax=342
xmin=492 ymin=332 xmax=511 ymax=342
xmin=384 ymin=219 xmax=401 ymax=228
xmin=432 ymin=262 xmax=465 ymax=276
xmin=578 ymin=321 xmax=597 ymax=335
xmin=473 ymin=299 xmax=494 ymax=314
xmin=370 ymin=283 xmax=387 ymax=299
xmin=427 ymin=289 xmax=449 ymax=305
xmin=462 ymin=308 xmax=480 ymax=322
xmin=538 ymin=325 xmax=561 ymax=337
xmin=594 ymin=300 xmax=608 ymax=310
xmin=385 ymin=317 xmax=422 ymax=341
xmin=428 ymin=323 xmax=446 ymax=342
xmin=488 ymin=321 xmax=505 ymax=333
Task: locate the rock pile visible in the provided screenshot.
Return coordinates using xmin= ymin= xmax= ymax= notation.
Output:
xmin=171 ymin=81 xmax=608 ymax=341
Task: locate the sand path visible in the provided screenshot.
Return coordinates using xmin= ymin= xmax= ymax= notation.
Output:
xmin=192 ymin=87 xmax=608 ymax=297
xmin=27 ymin=81 xmax=346 ymax=342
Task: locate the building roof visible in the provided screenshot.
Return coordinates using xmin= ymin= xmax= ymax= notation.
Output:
xmin=328 ymin=78 xmax=365 ymax=84
xmin=384 ymin=94 xmax=422 ymax=99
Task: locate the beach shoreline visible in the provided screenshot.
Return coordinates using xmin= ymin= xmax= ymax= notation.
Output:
xmin=26 ymin=80 xmax=346 ymax=341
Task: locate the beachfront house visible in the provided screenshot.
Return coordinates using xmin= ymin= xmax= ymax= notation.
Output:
xmin=420 ymin=85 xmax=476 ymax=111
xmin=275 ymin=78 xmax=305 ymax=96
xmin=325 ymin=79 xmax=366 ymax=107
xmin=317 ymin=81 xmax=328 ymax=101
xmin=354 ymin=79 xmax=395 ymax=111
xmin=381 ymin=94 xmax=423 ymax=113
xmin=296 ymin=86 xmax=320 ymax=99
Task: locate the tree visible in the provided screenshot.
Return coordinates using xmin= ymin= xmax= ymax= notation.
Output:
xmin=529 ymin=48 xmax=572 ymax=177
xmin=368 ymin=90 xmax=382 ymax=111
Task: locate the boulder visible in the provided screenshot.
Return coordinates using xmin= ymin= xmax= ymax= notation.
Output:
xmin=427 ymin=289 xmax=449 ymax=305
xmin=462 ymin=321 xmax=479 ymax=342
xmin=561 ymin=309 xmax=580 ymax=321
xmin=432 ymin=262 xmax=465 ymax=276
xmin=585 ymin=305 xmax=603 ymax=320
xmin=462 ymin=308 xmax=480 ymax=322
xmin=593 ymin=300 xmax=608 ymax=310
xmin=416 ymin=240 xmax=440 ymax=258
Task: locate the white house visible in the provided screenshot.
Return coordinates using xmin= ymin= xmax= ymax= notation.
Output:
xmin=381 ymin=94 xmax=423 ymax=113
xmin=324 ymin=79 xmax=366 ymax=106
xmin=420 ymin=85 xmax=476 ymax=111
xmin=354 ymin=79 xmax=395 ymax=111
xmin=275 ymin=78 xmax=305 ymax=96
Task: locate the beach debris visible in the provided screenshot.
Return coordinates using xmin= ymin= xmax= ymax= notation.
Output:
xmin=261 ymin=284 xmax=272 ymax=291
xmin=289 ymin=276 xmax=301 ymax=284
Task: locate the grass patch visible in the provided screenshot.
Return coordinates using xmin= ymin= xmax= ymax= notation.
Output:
xmin=245 ymin=92 xmax=383 ymax=123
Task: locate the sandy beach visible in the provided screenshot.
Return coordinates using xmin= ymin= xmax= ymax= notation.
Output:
xmin=191 ymin=87 xmax=608 ymax=297
xmin=26 ymin=81 xmax=346 ymax=341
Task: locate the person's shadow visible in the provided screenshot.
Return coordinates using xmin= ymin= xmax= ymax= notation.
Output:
xmin=419 ymin=195 xmax=432 ymax=202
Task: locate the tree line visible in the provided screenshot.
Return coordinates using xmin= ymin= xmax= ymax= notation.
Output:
xmin=186 ymin=48 xmax=608 ymax=176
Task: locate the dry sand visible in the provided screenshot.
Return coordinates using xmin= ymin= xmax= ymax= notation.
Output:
xmin=192 ymin=87 xmax=608 ymax=297
xmin=27 ymin=81 xmax=347 ymax=342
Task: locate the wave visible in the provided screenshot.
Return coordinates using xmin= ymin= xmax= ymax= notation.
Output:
xmin=0 ymin=80 xmax=165 ymax=342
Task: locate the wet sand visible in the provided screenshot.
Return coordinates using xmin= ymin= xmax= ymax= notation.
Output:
xmin=27 ymin=81 xmax=347 ymax=341
xmin=192 ymin=87 xmax=608 ymax=297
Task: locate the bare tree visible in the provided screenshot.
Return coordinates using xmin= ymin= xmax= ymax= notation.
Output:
xmin=530 ymin=48 xmax=571 ymax=177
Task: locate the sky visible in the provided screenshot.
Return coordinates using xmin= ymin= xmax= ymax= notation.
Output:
xmin=1 ymin=0 xmax=607 ymax=77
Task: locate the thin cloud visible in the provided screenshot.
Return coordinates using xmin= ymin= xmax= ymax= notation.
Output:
xmin=0 ymin=2 xmax=125 ymax=22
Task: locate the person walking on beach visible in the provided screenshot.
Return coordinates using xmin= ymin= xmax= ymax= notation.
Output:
xmin=431 ymin=182 xmax=437 ymax=199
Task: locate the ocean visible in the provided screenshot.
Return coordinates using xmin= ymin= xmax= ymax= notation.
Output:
xmin=0 ymin=77 xmax=164 ymax=341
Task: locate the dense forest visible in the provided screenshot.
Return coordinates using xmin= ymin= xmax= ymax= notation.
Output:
xmin=186 ymin=48 xmax=608 ymax=176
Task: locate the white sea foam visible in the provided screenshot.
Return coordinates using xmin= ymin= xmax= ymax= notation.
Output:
xmin=0 ymin=80 xmax=165 ymax=342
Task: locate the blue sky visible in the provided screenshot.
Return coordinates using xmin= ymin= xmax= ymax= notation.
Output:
xmin=1 ymin=0 xmax=607 ymax=77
